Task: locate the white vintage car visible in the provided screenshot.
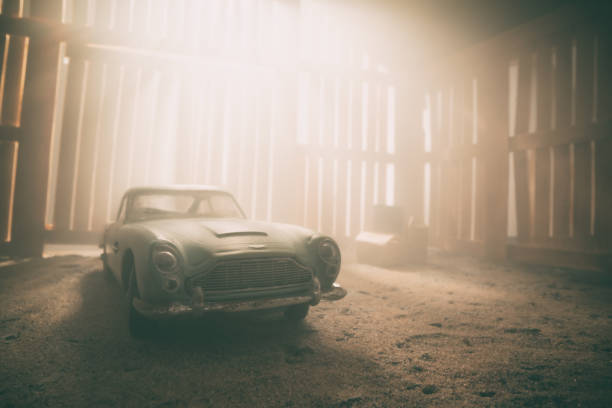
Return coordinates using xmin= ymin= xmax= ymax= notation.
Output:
xmin=101 ymin=185 xmax=346 ymax=337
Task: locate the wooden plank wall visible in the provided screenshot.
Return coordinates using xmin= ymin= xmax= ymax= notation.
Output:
xmin=507 ymin=21 xmax=612 ymax=270
xmin=45 ymin=0 xmax=301 ymax=244
xmin=424 ymin=5 xmax=612 ymax=269
xmin=297 ymin=74 xmax=400 ymax=243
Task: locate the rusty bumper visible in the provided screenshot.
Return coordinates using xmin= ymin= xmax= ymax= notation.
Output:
xmin=132 ymin=283 xmax=347 ymax=319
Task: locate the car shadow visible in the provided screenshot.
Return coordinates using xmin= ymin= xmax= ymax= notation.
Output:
xmin=41 ymin=263 xmax=386 ymax=407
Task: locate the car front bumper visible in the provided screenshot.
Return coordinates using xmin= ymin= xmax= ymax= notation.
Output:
xmin=132 ymin=283 xmax=347 ymax=319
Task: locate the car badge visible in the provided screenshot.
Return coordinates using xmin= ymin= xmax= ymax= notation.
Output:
xmin=248 ymin=244 xmax=266 ymax=250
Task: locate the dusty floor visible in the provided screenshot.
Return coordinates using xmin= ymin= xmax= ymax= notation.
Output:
xmin=1 ymin=253 xmax=611 ymax=407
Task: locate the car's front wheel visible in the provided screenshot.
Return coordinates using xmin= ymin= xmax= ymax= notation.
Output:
xmin=127 ymin=261 xmax=155 ymax=338
xmin=284 ymin=303 xmax=309 ymax=321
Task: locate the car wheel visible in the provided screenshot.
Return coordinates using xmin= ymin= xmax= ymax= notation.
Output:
xmin=284 ymin=303 xmax=309 ymax=321
xmin=127 ymin=262 xmax=155 ymax=338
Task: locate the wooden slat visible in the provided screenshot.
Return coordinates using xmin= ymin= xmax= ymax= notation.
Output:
xmin=225 ymin=80 xmax=242 ymax=196
xmin=533 ymin=43 xmax=553 ymax=242
xmin=335 ymin=158 xmax=347 ymax=237
xmin=475 ymin=156 xmax=486 ymax=241
xmin=238 ymin=83 xmax=255 ymax=214
xmin=513 ymin=54 xmax=533 ymax=241
xmin=91 ymin=64 xmax=121 ymax=231
xmin=1 ymin=34 xmax=28 ymax=127
xmin=271 ymin=74 xmax=299 ymax=225
xmin=515 ymin=53 xmax=531 ymax=137
xmin=255 ymin=81 xmax=271 ymax=221
xmin=130 ymin=70 xmax=159 ymax=186
xmin=537 ymin=44 xmax=553 ymax=132
xmin=72 ymin=62 xmax=105 ymax=231
xmin=321 ymin=77 xmax=334 ymax=233
xmin=460 ymin=158 xmax=471 ymax=240
xmin=481 ymin=59 xmax=509 ymax=259
xmin=173 ymin=73 xmax=195 ymax=184
xmin=108 ymin=66 xmax=139 ymax=215
xmin=451 ymin=160 xmax=463 ymax=246
xmin=572 ymin=141 xmax=591 ymax=240
xmin=534 ymin=147 xmax=551 ymax=239
xmin=553 ymin=145 xmax=571 ymax=238
xmin=575 ymin=31 xmax=594 ymax=126
xmin=335 ymin=80 xmax=348 ymax=236
xmin=306 ymin=154 xmax=318 ymax=230
xmin=321 ymin=156 xmax=333 ymax=234
xmin=555 ymin=34 xmax=571 ymax=129
xmin=429 ymin=162 xmax=440 ymax=243
xmin=513 ymin=150 xmax=531 ymax=241
xmin=0 ymin=140 xmax=17 ymax=242
xmin=11 ymin=38 xmax=60 ymax=256
xmin=52 ymin=58 xmax=86 ymax=231
xmin=597 ymin=31 xmax=611 ymax=123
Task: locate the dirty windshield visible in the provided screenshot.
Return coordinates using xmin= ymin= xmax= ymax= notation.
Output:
xmin=128 ymin=192 xmax=244 ymax=221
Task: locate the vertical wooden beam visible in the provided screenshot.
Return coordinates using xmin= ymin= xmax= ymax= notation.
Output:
xmin=53 ymin=58 xmax=86 ymax=232
xmin=174 ymin=72 xmax=195 ymax=184
xmin=394 ymin=81 xmax=424 ymax=228
xmin=109 ymin=66 xmax=139 ymax=212
xmin=553 ymin=36 xmax=572 ymax=239
xmin=535 ymin=45 xmax=553 ymax=241
xmin=575 ymin=31 xmax=594 ymax=126
xmin=480 ymin=58 xmax=509 ymax=259
xmin=321 ymin=78 xmax=334 ymax=233
xmin=12 ymin=37 xmax=60 ymax=256
xmin=514 ymin=53 xmax=532 ymax=242
xmin=271 ymin=72 xmax=299 ymax=225
xmin=1 ymin=35 xmax=29 ymax=127
xmin=597 ymin=31 xmax=611 ymax=122
xmin=72 ymin=62 xmax=104 ymax=232
xmin=573 ymin=141 xmax=591 ymax=241
xmin=0 ymin=140 xmax=17 ymax=243
xmin=255 ymin=79 xmax=271 ymax=221
xmin=91 ymin=64 xmax=121 ymax=231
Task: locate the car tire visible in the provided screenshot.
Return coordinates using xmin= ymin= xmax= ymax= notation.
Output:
xmin=127 ymin=263 xmax=155 ymax=338
xmin=284 ymin=303 xmax=309 ymax=321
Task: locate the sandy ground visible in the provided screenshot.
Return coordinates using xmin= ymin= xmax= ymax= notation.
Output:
xmin=1 ymin=252 xmax=611 ymax=407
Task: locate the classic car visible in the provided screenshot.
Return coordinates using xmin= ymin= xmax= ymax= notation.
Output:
xmin=101 ymin=185 xmax=346 ymax=337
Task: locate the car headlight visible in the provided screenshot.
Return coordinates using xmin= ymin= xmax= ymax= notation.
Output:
xmin=310 ymin=236 xmax=341 ymax=289
xmin=318 ymin=239 xmax=340 ymax=267
xmin=152 ymin=243 xmax=181 ymax=274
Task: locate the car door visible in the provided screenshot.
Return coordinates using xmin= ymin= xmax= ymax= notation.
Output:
xmin=104 ymin=195 xmax=128 ymax=276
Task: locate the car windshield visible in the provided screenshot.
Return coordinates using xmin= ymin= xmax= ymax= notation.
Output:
xmin=127 ymin=192 xmax=244 ymax=221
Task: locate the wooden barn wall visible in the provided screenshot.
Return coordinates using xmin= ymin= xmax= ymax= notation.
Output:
xmin=0 ymin=0 xmax=424 ymax=255
xmin=423 ymin=5 xmax=612 ymax=269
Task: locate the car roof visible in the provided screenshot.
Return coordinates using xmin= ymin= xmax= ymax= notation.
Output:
xmin=124 ymin=185 xmax=231 ymax=196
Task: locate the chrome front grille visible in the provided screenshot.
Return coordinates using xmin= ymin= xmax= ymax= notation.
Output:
xmin=190 ymin=258 xmax=312 ymax=293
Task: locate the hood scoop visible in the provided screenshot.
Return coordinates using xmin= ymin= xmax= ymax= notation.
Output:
xmin=203 ymin=221 xmax=269 ymax=238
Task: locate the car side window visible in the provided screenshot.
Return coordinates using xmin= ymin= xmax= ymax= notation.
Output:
xmin=116 ymin=197 xmax=127 ymax=222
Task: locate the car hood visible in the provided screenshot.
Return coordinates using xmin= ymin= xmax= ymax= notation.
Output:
xmin=131 ymin=217 xmax=314 ymax=266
